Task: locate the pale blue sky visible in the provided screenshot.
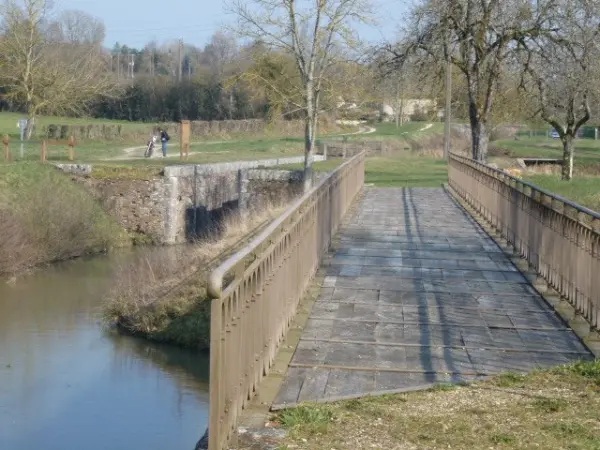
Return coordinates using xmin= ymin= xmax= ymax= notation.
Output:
xmin=53 ymin=0 xmax=408 ymax=49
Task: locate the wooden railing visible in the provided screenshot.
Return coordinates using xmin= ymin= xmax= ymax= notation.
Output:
xmin=448 ymin=152 xmax=600 ymax=327
xmin=206 ymin=152 xmax=365 ymax=450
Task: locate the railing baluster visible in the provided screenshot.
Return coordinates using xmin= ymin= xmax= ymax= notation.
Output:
xmin=206 ymin=153 xmax=365 ymax=450
xmin=448 ymin=152 xmax=600 ymax=332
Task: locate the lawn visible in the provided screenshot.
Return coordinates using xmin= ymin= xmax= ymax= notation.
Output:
xmin=493 ymin=136 xmax=600 ymax=165
xmin=280 ymin=155 xmax=448 ymax=188
xmin=276 ymin=361 xmax=600 ymax=450
xmin=491 ymin=136 xmax=600 ymax=212
xmin=367 ymin=121 xmax=444 ymax=138
xmin=526 ymin=175 xmax=600 ymax=213
xmin=0 ymin=132 xmax=308 ymax=165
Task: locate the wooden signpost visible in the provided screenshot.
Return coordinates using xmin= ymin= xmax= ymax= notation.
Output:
xmin=180 ymin=120 xmax=190 ymax=160
xmin=41 ymin=140 xmax=47 ymax=163
xmin=68 ymin=136 xmax=76 ymax=161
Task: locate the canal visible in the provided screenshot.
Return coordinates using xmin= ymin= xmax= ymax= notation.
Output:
xmin=0 ymin=250 xmax=209 ymax=450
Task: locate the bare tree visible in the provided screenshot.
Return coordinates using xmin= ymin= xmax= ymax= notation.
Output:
xmin=0 ymin=0 xmax=121 ymax=138
xmin=54 ymin=9 xmax=106 ymax=45
xmin=229 ymin=0 xmax=373 ymax=191
xmin=390 ymin=0 xmax=558 ymax=161
xmin=519 ymin=1 xmax=600 ymax=180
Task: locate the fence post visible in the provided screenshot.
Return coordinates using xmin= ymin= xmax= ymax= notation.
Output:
xmin=41 ymin=140 xmax=47 ymax=163
xmin=68 ymin=136 xmax=75 ymax=161
xmin=3 ymin=135 xmax=10 ymax=162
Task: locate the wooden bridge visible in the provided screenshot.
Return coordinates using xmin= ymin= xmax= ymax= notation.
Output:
xmin=205 ymin=152 xmax=600 ymax=450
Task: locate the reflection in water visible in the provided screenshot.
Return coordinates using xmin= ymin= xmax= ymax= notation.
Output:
xmin=0 ymin=250 xmax=209 ymax=450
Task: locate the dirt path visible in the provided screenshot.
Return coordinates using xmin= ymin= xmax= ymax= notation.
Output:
xmin=105 ymin=125 xmax=376 ymax=162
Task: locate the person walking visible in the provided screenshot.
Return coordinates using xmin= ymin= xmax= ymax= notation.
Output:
xmin=159 ymin=128 xmax=170 ymax=157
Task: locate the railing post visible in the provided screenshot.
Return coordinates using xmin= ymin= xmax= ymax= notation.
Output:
xmin=206 ymin=152 xmax=365 ymax=449
xmin=447 ymin=151 xmax=600 ymax=336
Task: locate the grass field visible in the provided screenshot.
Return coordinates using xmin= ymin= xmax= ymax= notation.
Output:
xmin=276 ymin=361 xmax=600 ymax=450
xmin=342 ymin=121 xmax=444 ymax=141
xmin=491 ymin=136 xmax=600 ymax=212
xmin=280 ymin=155 xmax=448 ymax=188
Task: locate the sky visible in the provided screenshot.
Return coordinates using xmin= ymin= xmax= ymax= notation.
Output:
xmin=52 ymin=0 xmax=408 ymax=50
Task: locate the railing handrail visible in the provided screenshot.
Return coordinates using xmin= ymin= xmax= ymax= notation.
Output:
xmin=206 ymin=152 xmax=365 ymax=450
xmin=449 ymin=152 xmax=600 ymax=221
xmin=207 ymin=154 xmax=362 ymax=298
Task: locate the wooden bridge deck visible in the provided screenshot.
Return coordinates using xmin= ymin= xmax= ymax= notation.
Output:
xmin=272 ymin=187 xmax=593 ymax=409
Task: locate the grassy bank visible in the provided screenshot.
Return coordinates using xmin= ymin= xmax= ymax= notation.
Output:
xmin=0 ymin=163 xmax=128 ymax=276
xmin=102 ymin=204 xmax=288 ymax=350
xmin=275 ymin=360 xmax=600 ymax=450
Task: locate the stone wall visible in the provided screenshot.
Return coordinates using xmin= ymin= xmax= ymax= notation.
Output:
xmin=73 ymin=155 xmax=327 ymax=244
xmin=41 ymin=119 xmax=308 ymax=141
xmin=76 ymin=177 xmax=166 ymax=242
xmin=239 ymin=170 xmax=304 ymax=214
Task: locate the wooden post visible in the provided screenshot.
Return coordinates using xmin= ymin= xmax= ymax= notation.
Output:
xmin=3 ymin=135 xmax=9 ymax=162
xmin=180 ymin=120 xmax=191 ymax=160
xmin=68 ymin=136 xmax=75 ymax=161
xmin=41 ymin=140 xmax=47 ymax=163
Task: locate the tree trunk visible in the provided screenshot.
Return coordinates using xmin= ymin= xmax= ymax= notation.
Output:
xmin=470 ymin=119 xmax=489 ymax=161
xmin=303 ymin=82 xmax=315 ymax=193
xmin=25 ymin=114 xmax=35 ymax=140
xmin=561 ymin=135 xmax=574 ymax=181
xmin=303 ymin=117 xmax=315 ymax=193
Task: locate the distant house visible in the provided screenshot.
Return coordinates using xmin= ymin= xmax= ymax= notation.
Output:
xmin=380 ymin=99 xmax=438 ymax=122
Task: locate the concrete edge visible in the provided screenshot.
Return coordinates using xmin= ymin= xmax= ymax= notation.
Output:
xmin=270 ymin=376 xmax=493 ymax=411
xmin=442 ymin=182 xmax=600 ymax=358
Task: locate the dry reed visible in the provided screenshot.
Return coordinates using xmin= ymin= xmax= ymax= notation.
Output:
xmin=101 ymin=200 xmax=290 ymax=349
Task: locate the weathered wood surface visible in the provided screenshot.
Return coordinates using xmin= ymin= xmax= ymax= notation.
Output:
xmin=272 ymin=187 xmax=592 ymax=409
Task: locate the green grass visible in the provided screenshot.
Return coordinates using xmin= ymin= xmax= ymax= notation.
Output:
xmin=491 ymin=136 xmax=600 ymax=212
xmin=280 ymin=155 xmax=448 ymax=188
xmin=368 ymin=121 xmax=444 ymax=138
xmin=526 ymin=175 xmax=600 ymax=212
xmin=493 ymin=136 xmax=600 ymax=165
xmin=277 ymin=360 xmax=600 ymax=450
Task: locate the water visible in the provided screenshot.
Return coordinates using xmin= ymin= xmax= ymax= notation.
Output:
xmin=0 ymin=251 xmax=209 ymax=450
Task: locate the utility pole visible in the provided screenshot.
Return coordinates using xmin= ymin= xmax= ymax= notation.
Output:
xmin=129 ymin=53 xmax=135 ymax=80
xmin=443 ymin=51 xmax=452 ymax=160
xmin=117 ymin=52 xmax=120 ymax=79
xmin=178 ymin=38 xmax=183 ymax=82
xmin=443 ymin=4 xmax=452 ymax=161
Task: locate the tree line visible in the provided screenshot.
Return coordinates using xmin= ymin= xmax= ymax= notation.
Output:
xmin=2 ymin=0 xmax=599 ymax=184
